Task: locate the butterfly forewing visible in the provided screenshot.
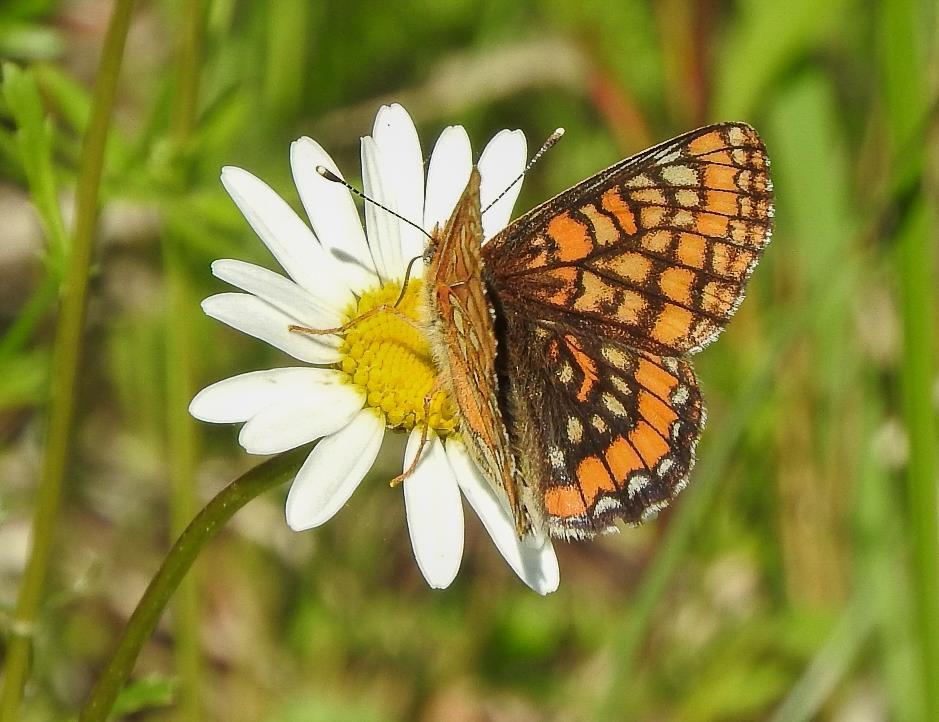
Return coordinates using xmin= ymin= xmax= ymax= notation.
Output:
xmin=484 ymin=123 xmax=773 ymax=357
xmin=423 ymin=168 xmax=528 ymax=532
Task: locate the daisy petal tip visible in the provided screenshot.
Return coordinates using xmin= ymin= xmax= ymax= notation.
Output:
xmin=289 ymin=135 xmax=318 ymax=161
xmin=284 ymin=500 xmax=321 ymax=533
xmin=283 ymin=500 xmax=308 ymax=532
xmin=199 ymin=294 xmax=219 ymax=316
xmin=209 ymin=258 xmax=236 ymax=278
xmin=426 ymin=575 xmax=456 ymax=591
xmin=187 ymin=391 xmax=209 ymax=421
xmin=219 ymin=165 xmax=247 ymax=185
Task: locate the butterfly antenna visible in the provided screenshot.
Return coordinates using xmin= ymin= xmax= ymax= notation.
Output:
xmin=481 ymin=127 xmax=565 ymax=215
xmin=316 ymin=166 xmax=432 ymax=241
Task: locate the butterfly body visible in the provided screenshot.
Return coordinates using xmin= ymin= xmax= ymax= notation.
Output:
xmin=423 ymin=123 xmax=772 ymax=540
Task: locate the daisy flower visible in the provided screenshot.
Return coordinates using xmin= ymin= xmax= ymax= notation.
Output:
xmin=189 ymin=104 xmax=559 ymax=594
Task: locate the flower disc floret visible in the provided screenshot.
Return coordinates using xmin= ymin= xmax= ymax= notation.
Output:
xmin=339 ymin=280 xmax=458 ymax=436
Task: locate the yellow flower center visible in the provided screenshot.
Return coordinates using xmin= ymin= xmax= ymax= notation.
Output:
xmin=338 ymin=280 xmax=458 ymax=436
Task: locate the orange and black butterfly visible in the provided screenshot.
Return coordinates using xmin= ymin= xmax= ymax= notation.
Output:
xmin=423 ymin=123 xmax=772 ymax=539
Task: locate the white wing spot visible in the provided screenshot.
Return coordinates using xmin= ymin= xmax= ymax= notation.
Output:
xmin=675 ymin=189 xmax=700 ymax=208
xmin=641 ymin=500 xmax=667 ymax=522
xmin=627 ymin=473 xmax=651 ymax=499
xmin=602 ymin=393 xmax=628 ymax=417
xmin=567 ymin=416 xmax=584 ymax=443
xmin=661 ymin=165 xmax=699 ymax=187
xmin=673 ymin=209 xmax=695 ymax=228
xmin=626 ymin=173 xmax=655 ymax=188
xmin=594 ymin=496 xmax=622 ymax=514
xmin=671 ymin=385 xmax=689 ymax=405
xmin=610 ymin=374 xmax=632 ymax=397
xmin=602 ymin=345 xmax=630 ymax=369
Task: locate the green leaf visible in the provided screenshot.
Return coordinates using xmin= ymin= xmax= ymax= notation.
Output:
xmin=110 ymin=675 xmax=177 ymax=719
xmin=32 ymin=62 xmax=92 ymax=138
xmin=0 ymin=22 xmax=62 ymax=61
xmin=0 ymin=349 xmax=48 ymax=409
xmin=1 ymin=61 xmax=68 ymax=275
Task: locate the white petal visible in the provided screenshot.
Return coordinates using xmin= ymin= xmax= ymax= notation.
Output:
xmin=238 ymin=382 xmax=364 ymax=454
xmin=220 ymin=166 xmax=353 ymax=308
xmin=290 ymin=137 xmax=377 ymax=289
xmin=361 ymin=136 xmax=404 ymax=280
xmin=190 ymin=367 xmax=346 ymax=423
xmin=446 ymin=438 xmax=560 ymax=595
xmin=211 ymin=259 xmax=341 ymax=328
xmin=424 ymin=125 xmax=473 ymax=233
xmin=202 ymin=292 xmax=340 ymax=365
xmin=403 ymin=430 xmax=464 ymax=589
xmin=478 ymin=129 xmax=527 ymax=242
xmin=286 ymin=408 xmax=385 ymax=530
xmin=373 ymin=103 xmax=426 ymax=263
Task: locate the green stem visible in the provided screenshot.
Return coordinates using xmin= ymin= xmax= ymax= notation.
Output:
xmin=166 ymin=2 xmax=205 ymax=719
xmin=0 ymin=3 xmax=135 ymax=719
xmin=896 ymin=200 xmax=939 ymax=720
xmin=78 ymin=449 xmax=306 ymax=722
xmin=174 ymin=0 xmax=204 ymax=144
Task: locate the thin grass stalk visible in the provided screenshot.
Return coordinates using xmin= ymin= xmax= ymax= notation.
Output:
xmin=0 ymin=3 xmax=136 ymax=719
xmin=877 ymin=0 xmax=939 ymax=713
xmin=164 ymin=1 xmax=206 ymax=718
xmin=895 ymin=200 xmax=939 ymax=720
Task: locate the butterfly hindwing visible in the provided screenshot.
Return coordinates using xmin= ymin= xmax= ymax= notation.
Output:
xmin=494 ymin=308 xmax=705 ymax=538
xmin=483 ymin=123 xmax=772 ymax=357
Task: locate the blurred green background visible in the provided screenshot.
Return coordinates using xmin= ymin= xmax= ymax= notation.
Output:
xmin=1 ymin=0 xmax=938 ymax=720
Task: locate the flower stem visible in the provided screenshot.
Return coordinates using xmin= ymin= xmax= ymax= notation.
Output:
xmin=78 ymin=449 xmax=307 ymax=722
xmin=0 ymin=3 xmax=135 ymax=719
xmin=896 ymin=200 xmax=939 ymax=720
xmin=165 ymin=2 xmax=206 ymax=719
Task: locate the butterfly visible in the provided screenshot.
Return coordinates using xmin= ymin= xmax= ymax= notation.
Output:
xmin=422 ymin=123 xmax=772 ymax=540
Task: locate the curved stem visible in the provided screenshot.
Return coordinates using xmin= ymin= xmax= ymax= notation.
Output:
xmin=78 ymin=449 xmax=306 ymax=722
xmin=0 ymin=3 xmax=135 ymax=719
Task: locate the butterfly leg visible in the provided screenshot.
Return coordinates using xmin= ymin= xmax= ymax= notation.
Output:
xmin=388 ymin=376 xmax=444 ymax=487
xmin=289 ymin=304 xmax=422 ymax=337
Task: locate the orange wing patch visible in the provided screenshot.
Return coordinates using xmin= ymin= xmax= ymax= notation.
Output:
xmin=547 ymin=212 xmax=592 ymax=262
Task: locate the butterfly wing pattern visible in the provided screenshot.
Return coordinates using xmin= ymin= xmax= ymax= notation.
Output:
xmin=421 ymin=122 xmax=772 ymax=540
xmin=481 ymin=123 xmax=773 ymax=539
xmin=423 ymin=168 xmax=529 ymax=532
